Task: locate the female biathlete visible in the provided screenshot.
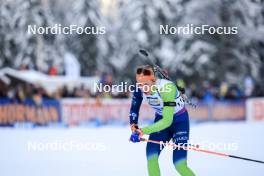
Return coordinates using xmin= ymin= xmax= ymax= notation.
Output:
xmin=129 ymin=65 xmax=195 ymax=176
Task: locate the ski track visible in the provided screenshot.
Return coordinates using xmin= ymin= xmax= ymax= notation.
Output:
xmin=0 ymin=122 xmax=263 ymax=176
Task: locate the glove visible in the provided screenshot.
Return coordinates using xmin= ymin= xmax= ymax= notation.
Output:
xmin=130 ymin=123 xmax=139 ymax=132
xmin=130 ymin=129 xmax=143 ymax=143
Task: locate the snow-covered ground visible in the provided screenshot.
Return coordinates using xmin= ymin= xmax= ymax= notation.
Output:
xmin=0 ymin=122 xmax=263 ymax=176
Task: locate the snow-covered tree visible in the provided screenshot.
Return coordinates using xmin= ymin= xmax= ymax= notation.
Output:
xmin=55 ymin=0 xmax=106 ymax=75
xmin=105 ymin=0 xmax=264 ymax=84
xmin=173 ymin=0 xmax=264 ymax=84
xmin=0 ymin=0 xmax=263 ymax=86
xmin=102 ymin=0 xmax=182 ymax=80
xmin=0 ymin=0 xmax=65 ymax=73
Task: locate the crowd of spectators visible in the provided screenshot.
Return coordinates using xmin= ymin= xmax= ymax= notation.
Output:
xmin=0 ymin=68 xmax=263 ymax=103
xmin=186 ymin=79 xmax=264 ymax=102
xmin=0 ymin=79 xmax=263 ymax=103
xmin=0 ymin=72 xmax=130 ymax=102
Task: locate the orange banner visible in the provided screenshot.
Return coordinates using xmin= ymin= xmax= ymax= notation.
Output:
xmin=246 ymin=98 xmax=264 ymax=121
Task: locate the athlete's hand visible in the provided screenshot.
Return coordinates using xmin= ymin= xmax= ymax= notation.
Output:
xmin=130 ymin=129 xmax=143 ymax=143
xmin=130 ymin=123 xmax=139 ymax=132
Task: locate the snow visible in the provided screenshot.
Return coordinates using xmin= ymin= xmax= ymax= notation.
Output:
xmin=0 ymin=122 xmax=263 ymax=176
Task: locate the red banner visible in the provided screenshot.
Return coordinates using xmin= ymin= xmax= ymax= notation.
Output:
xmin=61 ymin=98 xmax=246 ymax=125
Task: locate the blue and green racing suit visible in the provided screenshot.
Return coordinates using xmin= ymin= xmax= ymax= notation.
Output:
xmin=129 ymin=79 xmax=195 ymax=176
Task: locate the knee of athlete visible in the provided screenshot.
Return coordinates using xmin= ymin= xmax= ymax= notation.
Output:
xmin=147 ymin=153 xmax=159 ymax=162
xmin=174 ymin=159 xmax=195 ymax=176
xmin=146 ymin=146 xmax=161 ymax=161
xmin=174 ymin=158 xmax=187 ymax=169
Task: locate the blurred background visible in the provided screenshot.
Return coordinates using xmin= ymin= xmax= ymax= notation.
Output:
xmin=0 ymin=0 xmax=264 ymax=176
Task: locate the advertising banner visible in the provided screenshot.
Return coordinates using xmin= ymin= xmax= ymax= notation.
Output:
xmin=246 ymin=98 xmax=264 ymax=121
xmin=212 ymin=101 xmax=245 ymax=120
xmin=61 ymin=98 xmax=246 ymax=125
xmin=0 ymin=98 xmax=61 ymax=125
xmin=61 ymin=99 xmax=154 ymax=125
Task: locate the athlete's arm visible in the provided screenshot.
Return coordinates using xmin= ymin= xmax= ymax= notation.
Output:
xmin=141 ymin=83 xmax=177 ymax=134
xmin=129 ymin=88 xmax=143 ymax=125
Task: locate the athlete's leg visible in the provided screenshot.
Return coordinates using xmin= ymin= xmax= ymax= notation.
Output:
xmin=146 ymin=128 xmax=170 ymax=176
xmin=171 ymin=112 xmax=195 ymax=176
xmin=175 ymin=159 xmax=195 ymax=176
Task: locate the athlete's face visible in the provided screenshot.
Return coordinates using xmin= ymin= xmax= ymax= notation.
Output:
xmin=137 ymin=80 xmax=155 ymax=95
xmin=136 ymin=67 xmax=156 ymax=94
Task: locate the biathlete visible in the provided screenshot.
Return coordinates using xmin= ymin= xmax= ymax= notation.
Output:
xmin=129 ymin=65 xmax=195 ymax=176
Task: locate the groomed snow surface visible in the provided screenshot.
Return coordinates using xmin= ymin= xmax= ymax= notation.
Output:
xmin=0 ymin=122 xmax=263 ymax=176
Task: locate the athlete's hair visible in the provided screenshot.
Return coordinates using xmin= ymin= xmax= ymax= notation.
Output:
xmin=139 ymin=65 xmax=153 ymax=70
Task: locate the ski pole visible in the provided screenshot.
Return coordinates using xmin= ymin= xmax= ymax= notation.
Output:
xmin=140 ymin=138 xmax=264 ymax=164
xmin=140 ymin=138 xmax=199 ymax=149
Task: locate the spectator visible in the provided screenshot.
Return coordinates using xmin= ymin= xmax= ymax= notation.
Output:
xmin=244 ymin=76 xmax=254 ymax=97
xmin=48 ymin=65 xmax=58 ymax=76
